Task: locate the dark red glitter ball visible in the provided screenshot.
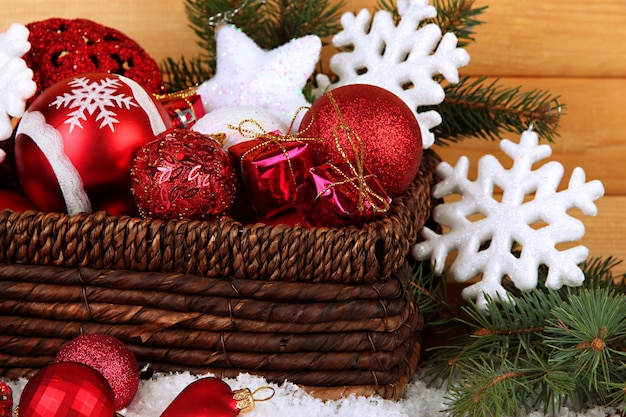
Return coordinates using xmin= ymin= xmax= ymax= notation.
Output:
xmin=25 ymin=18 xmax=166 ymax=98
xmin=55 ymin=334 xmax=139 ymax=411
xmin=131 ymin=128 xmax=238 ymax=221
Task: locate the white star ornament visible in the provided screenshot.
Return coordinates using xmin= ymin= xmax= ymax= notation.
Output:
xmin=197 ymin=25 xmax=321 ymax=128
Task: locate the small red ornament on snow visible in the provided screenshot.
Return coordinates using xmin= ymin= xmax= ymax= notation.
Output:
xmin=131 ymin=128 xmax=237 ymax=221
xmin=160 ymin=377 xmax=274 ymax=417
xmin=0 ymin=382 xmax=12 ymax=417
xmin=55 ymin=334 xmax=140 ymax=410
xmin=14 ymin=72 xmax=171 ymax=216
xmin=25 ymin=18 xmax=166 ymax=99
xmin=299 ymin=84 xmax=423 ymax=197
xmin=18 ymin=362 xmax=116 ymax=417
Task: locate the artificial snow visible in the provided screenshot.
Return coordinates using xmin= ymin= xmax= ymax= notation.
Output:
xmin=3 ymin=369 xmax=620 ymax=416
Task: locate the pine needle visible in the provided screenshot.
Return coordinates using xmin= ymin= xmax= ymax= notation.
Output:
xmin=431 ymin=76 xmax=564 ymax=145
xmin=419 ymin=257 xmax=626 ymax=416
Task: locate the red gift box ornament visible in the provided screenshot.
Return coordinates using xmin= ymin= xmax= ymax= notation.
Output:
xmin=156 ymin=87 xmax=206 ymax=129
xmin=295 ymin=91 xmax=391 ymax=228
xmin=228 ymin=108 xmax=320 ymax=218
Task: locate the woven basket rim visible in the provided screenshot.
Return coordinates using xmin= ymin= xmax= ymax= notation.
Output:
xmin=0 ymin=150 xmax=440 ymax=284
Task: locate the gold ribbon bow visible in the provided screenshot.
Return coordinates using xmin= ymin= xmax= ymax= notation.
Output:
xmin=228 ymin=106 xmax=320 ymax=190
xmin=316 ymin=91 xmax=390 ymax=214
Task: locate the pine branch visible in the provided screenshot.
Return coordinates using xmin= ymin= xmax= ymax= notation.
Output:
xmin=163 ymin=0 xmax=345 ymax=90
xmin=261 ymin=0 xmax=346 ymax=47
xmin=421 ymin=257 xmax=626 ymax=416
xmin=409 ymin=260 xmax=453 ymax=324
xmin=161 ymin=56 xmax=213 ymax=92
xmin=445 ymin=359 xmax=529 ymax=417
xmin=430 ymin=76 xmax=564 ymax=145
xmin=429 ymin=0 xmax=487 ymax=47
xmin=376 ymin=0 xmax=486 ymax=47
xmin=544 ymin=288 xmax=626 ymax=403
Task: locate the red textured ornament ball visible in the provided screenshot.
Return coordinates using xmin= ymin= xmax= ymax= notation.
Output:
xmin=19 ymin=362 xmax=116 ymax=417
xmin=25 ymin=18 xmax=165 ymax=99
xmin=299 ymin=84 xmax=422 ymax=197
xmin=14 ymin=72 xmax=171 ymax=216
xmin=131 ymin=128 xmax=237 ymax=221
xmin=160 ymin=377 xmax=245 ymax=417
xmin=55 ymin=334 xmax=140 ymax=410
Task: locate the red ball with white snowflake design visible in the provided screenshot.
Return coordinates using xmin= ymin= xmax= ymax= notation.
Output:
xmin=14 ymin=73 xmax=171 ymax=216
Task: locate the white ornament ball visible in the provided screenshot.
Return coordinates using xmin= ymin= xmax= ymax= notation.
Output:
xmin=192 ymin=106 xmax=288 ymax=150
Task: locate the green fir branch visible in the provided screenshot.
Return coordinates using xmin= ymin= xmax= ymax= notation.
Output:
xmin=429 ymin=0 xmax=487 ymax=47
xmin=161 ymin=56 xmax=213 ymax=92
xmin=430 ymin=76 xmax=564 ymax=145
xmin=260 ymin=0 xmax=346 ymax=48
xmin=419 ymin=257 xmax=626 ymax=416
xmin=409 ymin=260 xmax=452 ymax=325
xmin=544 ymin=288 xmax=626 ymax=402
xmin=376 ymin=0 xmax=486 ymax=47
xmin=163 ymin=0 xmax=345 ymax=90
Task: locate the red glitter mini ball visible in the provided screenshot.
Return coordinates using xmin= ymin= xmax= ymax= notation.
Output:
xmin=55 ymin=334 xmax=139 ymax=410
xmin=131 ymin=128 xmax=237 ymax=221
xmin=299 ymin=84 xmax=423 ymax=197
xmin=25 ymin=18 xmax=165 ymax=98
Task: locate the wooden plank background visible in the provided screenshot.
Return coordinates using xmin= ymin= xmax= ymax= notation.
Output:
xmin=2 ymin=0 xmax=625 ymax=274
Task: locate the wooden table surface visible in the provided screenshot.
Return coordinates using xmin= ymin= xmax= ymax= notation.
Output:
xmin=2 ymin=0 xmax=625 ymax=273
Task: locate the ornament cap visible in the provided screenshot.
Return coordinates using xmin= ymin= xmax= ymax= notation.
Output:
xmin=233 ymin=386 xmax=275 ymax=414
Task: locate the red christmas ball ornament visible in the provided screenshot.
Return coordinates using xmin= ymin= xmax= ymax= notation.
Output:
xmin=55 ymin=333 xmax=140 ymax=410
xmin=0 ymin=189 xmax=36 ymax=211
xmin=18 ymin=362 xmax=116 ymax=417
xmin=25 ymin=18 xmax=166 ymax=99
xmin=14 ymin=72 xmax=171 ymax=216
xmin=299 ymin=84 xmax=422 ymax=197
xmin=131 ymin=128 xmax=237 ymax=221
xmin=0 ymin=382 xmax=12 ymax=417
xmin=160 ymin=377 xmax=274 ymax=417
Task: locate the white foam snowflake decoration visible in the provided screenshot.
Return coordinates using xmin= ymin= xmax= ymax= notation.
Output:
xmin=50 ymin=76 xmax=138 ymax=133
xmin=413 ymin=129 xmax=605 ymax=310
xmin=0 ymin=23 xmax=37 ymax=161
xmin=314 ymin=0 xmax=469 ymax=149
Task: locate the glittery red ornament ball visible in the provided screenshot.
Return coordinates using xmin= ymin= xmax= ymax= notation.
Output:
xmin=55 ymin=334 xmax=139 ymax=410
xmin=131 ymin=128 xmax=237 ymax=220
xmin=25 ymin=18 xmax=165 ymax=99
xmin=299 ymin=84 xmax=422 ymax=197
xmin=19 ymin=363 xmax=116 ymax=417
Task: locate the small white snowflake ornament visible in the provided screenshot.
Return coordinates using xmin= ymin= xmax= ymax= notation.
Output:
xmin=314 ymin=0 xmax=469 ymax=149
xmin=197 ymin=25 xmax=321 ymax=128
xmin=413 ymin=129 xmax=605 ymax=310
xmin=0 ymin=23 xmax=37 ymax=161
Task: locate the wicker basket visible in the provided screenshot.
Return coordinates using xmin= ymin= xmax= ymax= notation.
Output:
xmin=0 ymin=149 xmax=440 ymax=400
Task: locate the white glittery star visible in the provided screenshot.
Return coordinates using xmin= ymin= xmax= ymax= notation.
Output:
xmin=197 ymin=25 xmax=321 ymax=127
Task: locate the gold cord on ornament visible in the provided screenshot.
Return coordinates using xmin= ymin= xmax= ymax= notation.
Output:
xmin=154 ymin=86 xmax=199 ymax=102
xmin=154 ymin=87 xmax=202 ymax=128
xmin=228 ymin=106 xmax=320 ymax=191
xmin=316 ymin=91 xmax=390 ymax=214
xmin=233 ymin=386 xmax=275 ymax=414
